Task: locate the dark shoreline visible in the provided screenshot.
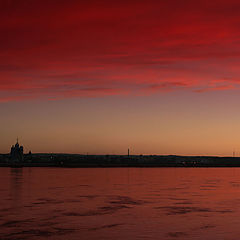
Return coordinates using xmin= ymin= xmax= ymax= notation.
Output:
xmin=1 ymin=153 xmax=240 ymax=167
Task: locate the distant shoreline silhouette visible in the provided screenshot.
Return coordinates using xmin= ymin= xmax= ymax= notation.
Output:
xmin=0 ymin=153 xmax=240 ymax=167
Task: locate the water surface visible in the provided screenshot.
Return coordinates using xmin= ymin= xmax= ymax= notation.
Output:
xmin=0 ymin=167 xmax=240 ymax=239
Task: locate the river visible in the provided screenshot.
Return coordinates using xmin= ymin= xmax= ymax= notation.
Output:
xmin=0 ymin=167 xmax=239 ymax=239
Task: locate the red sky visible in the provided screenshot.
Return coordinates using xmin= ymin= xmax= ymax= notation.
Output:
xmin=1 ymin=0 xmax=240 ymax=101
xmin=1 ymin=0 xmax=240 ymax=155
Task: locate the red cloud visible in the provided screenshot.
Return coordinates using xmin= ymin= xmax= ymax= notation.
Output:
xmin=1 ymin=0 xmax=240 ymax=102
xmin=194 ymin=85 xmax=235 ymax=93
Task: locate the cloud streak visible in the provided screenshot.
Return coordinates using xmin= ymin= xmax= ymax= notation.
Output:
xmin=1 ymin=0 xmax=240 ymax=102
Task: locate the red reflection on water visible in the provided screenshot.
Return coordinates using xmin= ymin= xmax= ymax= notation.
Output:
xmin=0 ymin=167 xmax=240 ymax=239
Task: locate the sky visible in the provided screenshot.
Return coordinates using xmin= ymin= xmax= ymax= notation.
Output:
xmin=1 ymin=0 xmax=240 ymax=155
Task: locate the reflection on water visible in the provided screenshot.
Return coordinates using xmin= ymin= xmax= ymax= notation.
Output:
xmin=0 ymin=167 xmax=240 ymax=239
xmin=10 ymin=168 xmax=23 ymax=210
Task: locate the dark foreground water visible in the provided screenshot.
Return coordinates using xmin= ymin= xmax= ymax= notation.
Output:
xmin=0 ymin=168 xmax=240 ymax=240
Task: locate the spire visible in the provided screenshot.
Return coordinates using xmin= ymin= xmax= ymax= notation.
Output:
xmin=15 ymin=137 xmax=19 ymax=147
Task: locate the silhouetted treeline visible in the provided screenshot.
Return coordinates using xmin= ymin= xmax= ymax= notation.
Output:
xmin=1 ymin=153 xmax=240 ymax=167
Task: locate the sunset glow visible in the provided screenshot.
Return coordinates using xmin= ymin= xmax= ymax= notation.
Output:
xmin=1 ymin=0 xmax=240 ymax=155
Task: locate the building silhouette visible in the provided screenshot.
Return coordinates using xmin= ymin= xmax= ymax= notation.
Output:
xmin=10 ymin=139 xmax=24 ymax=163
